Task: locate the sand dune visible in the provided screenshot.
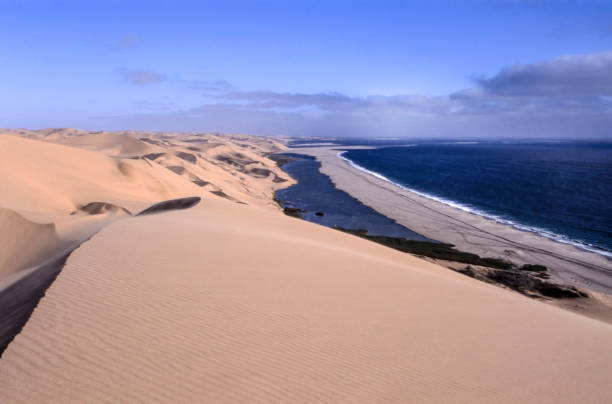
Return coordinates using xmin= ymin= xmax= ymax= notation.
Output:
xmin=1 ymin=200 xmax=612 ymax=402
xmin=0 ymin=128 xmax=290 ymax=371
xmin=25 ymin=128 xmax=294 ymax=209
xmin=0 ymin=130 xmax=288 ymax=288
xmin=0 ymin=134 xmax=197 ymax=220
xmin=0 ymin=208 xmax=66 ymax=282
xmin=0 ymin=130 xmax=611 ymax=402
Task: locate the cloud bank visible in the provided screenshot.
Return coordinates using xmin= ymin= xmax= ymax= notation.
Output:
xmin=110 ymin=51 xmax=612 ymax=138
xmin=471 ymin=51 xmax=612 ymax=97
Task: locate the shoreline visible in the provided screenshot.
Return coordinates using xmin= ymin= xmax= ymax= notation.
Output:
xmin=290 ymin=145 xmax=612 ymax=295
xmin=2 ymin=130 xmax=612 ymax=402
xmin=337 ymin=150 xmax=612 ymax=259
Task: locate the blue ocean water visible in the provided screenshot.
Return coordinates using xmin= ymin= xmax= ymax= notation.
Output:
xmin=341 ymin=142 xmax=612 ymax=257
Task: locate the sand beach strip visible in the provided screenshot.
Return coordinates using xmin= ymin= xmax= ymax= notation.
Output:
xmin=293 ymin=145 xmax=612 ymax=295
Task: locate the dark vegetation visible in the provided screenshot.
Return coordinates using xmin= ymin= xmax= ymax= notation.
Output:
xmin=281 ymin=210 xmax=588 ymax=299
xmin=273 ymin=194 xmax=305 ymax=218
xmin=460 ymin=265 xmax=587 ymax=298
xmin=521 ymin=264 xmax=548 ymax=272
xmin=337 ymin=228 xmax=513 ymax=269
xmin=282 ymin=207 xmax=305 ymax=218
xmin=334 ymin=227 xmax=587 ymax=299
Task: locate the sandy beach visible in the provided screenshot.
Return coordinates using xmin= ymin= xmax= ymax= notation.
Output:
xmin=1 ymin=130 xmax=611 ymax=402
xmin=293 ymin=145 xmax=612 ymax=295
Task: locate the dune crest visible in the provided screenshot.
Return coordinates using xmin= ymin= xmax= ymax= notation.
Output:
xmin=1 ymin=200 xmax=612 ymax=403
xmin=0 ymin=130 xmax=291 ymax=292
xmin=0 ymin=129 xmax=610 ymax=403
xmin=52 ymin=132 xmax=162 ymax=156
xmin=0 ymin=135 xmax=195 ymax=219
xmin=8 ymin=128 xmax=293 ymax=209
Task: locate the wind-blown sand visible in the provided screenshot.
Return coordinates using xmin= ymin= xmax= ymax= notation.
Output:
xmin=0 ymin=130 xmax=611 ymax=402
xmin=293 ymin=145 xmax=612 ymax=295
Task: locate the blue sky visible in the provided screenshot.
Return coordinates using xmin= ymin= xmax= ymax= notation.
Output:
xmin=1 ymin=0 xmax=611 ymax=138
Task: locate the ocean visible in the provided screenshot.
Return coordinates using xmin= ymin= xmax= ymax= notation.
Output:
xmin=339 ymin=141 xmax=612 ymax=257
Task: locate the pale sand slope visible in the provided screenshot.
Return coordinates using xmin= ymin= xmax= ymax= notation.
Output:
xmin=0 ymin=133 xmax=197 ymax=287
xmin=0 ymin=130 xmax=291 ymax=351
xmin=5 ymin=128 xmax=293 ymax=210
xmin=0 ymin=208 xmax=66 ymax=282
xmin=0 ymin=131 xmax=291 ymax=288
xmin=0 ymin=132 xmax=206 ymax=351
xmin=294 ymin=146 xmax=612 ymax=295
xmin=0 ymin=134 xmax=197 ymax=220
xmin=1 ymin=199 xmax=612 ymax=403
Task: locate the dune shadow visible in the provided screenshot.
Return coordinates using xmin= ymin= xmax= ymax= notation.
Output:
xmin=0 ymin=249 xmax=73 ymax=356
xmin=1 ymin=196 xmax=202 ymax=356
xmin=71 ymin=202 xmax=131 ymax=215
xmin=137 ymin=196 xmax=202 ymax=216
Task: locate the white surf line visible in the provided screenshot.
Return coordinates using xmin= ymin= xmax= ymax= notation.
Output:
xmin=336 ymin=150 xmax=612 ymax=260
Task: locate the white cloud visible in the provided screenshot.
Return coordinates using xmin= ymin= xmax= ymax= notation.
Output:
xmin=107 ymin=51 xmax=612 ymax=138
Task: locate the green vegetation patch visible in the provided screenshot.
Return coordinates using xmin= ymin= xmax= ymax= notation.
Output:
xmin=333 ymin=227 xmax=587 ymax=299
xmin=336 ymin=228 xmax=513 ymax=270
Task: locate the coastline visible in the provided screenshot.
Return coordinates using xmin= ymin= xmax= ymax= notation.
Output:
xmin=291 ymin=145 xmax=612 ymax=295
xmin=2 ymin=130 xmax=612 ymax=402
xmin=337 ymin=149 xmax=612 ymax=259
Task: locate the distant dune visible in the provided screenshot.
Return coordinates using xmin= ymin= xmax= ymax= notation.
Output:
xmin=0 ymin=129 xmax=610 ymax=403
